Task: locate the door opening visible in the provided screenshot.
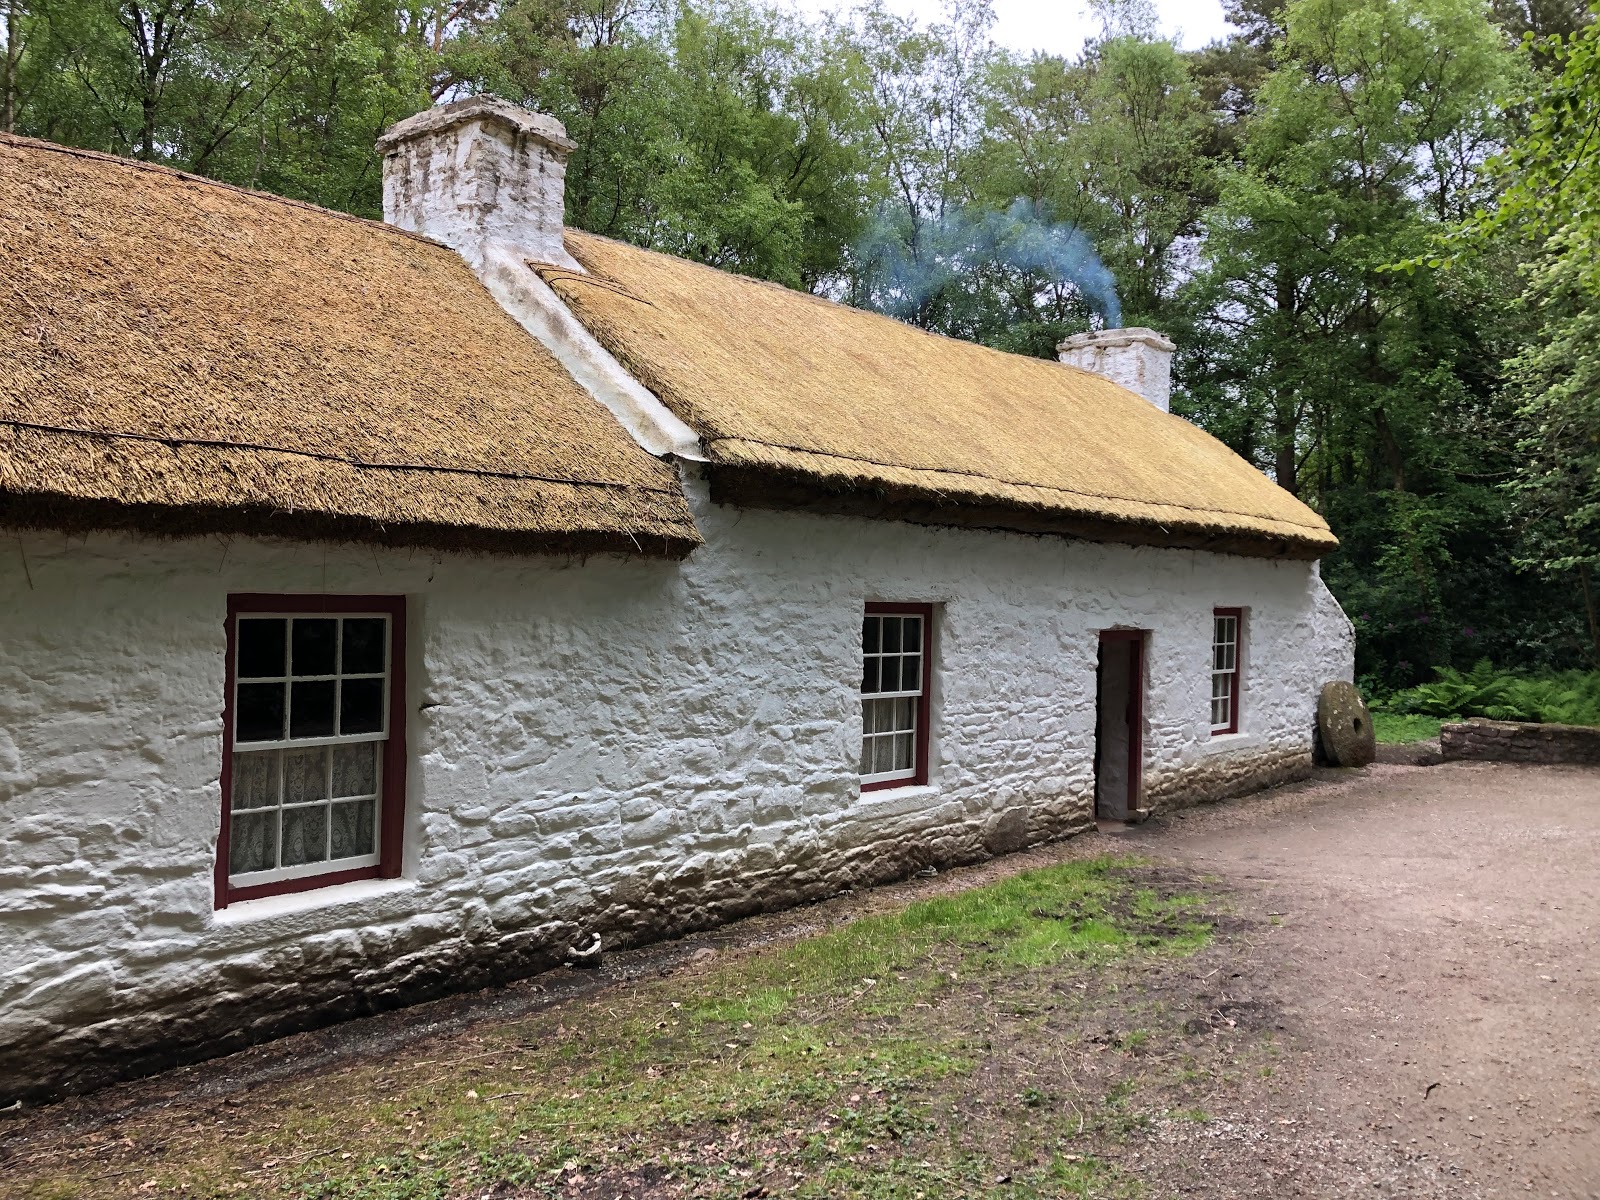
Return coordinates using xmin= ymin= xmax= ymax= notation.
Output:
xmin=1095 ymin=631 xmax=1146 ymax=823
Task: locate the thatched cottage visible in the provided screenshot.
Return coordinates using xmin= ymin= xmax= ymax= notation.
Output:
xmin=0 ymin=97 xmax=1352 ymax=1099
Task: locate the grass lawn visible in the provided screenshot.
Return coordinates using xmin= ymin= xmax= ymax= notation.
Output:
xmin=1371 ymin=713 xmax=1443 ymax=744
xmin=10 ymin=857 xmax=1257 ymax=1200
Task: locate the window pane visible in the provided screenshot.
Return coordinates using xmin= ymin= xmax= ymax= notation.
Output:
xmin=902 ymin=617 xmax=921 ymax=654
xmin=330 ymin=798 xmax=376 ymax=860
xmin=281 ymin=804 xmax=329 ymax=867
xmin=229 ymin=810 xmax=278 ymax=875
xmin=342 ymin=618 xmax=386 ymax=675
xmin=231 ymin=750 xmax=279 ymax=810
xmin=340 ymin=678 xmax=384 ymax=736
xmin=893 ymin=732 xmax=915 ymax=771
xmin=237 ymin=619 xmax=286 ymax=678
xmin=289 ymin=680 xmax=337 ymax=738
xmin=893 ymin=696 xmax=917 ymax=733
xmin=874 ymin=734 xmax=896 ymax=775
xmin=332 ymin=741 xmax=378 ymax=797
xmin=862 ymin=616 xmax=880 ymax=655
xmin=236 ymin=682 xmax=285 ymax=743
xmin=901 ymin=656 xmax=921 ymax=693
xmin=291 ymin=619 xmax=338 ymax=677
xmin=862 ymin=657 xmax=880 ymax=694
xmin=879 ymin=656 xmax=901 ymax=693
xmin=882 ymin=619 xmax=902 ymax=653
xmin=283 ymin=747 xmax=329 ymax=804
xmin=859 ymin=736 xmax=872 ymax=774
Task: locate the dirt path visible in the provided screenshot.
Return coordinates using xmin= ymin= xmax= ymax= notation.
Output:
xmin=1126 ymin=762 xmax=1600 ymax=1199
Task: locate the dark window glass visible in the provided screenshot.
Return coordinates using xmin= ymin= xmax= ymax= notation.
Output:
xmin=292 ymin=619 xmax=338 ymax=677
xmin=236 ymin=683 xmax=285 ymax=742
xmin=862 ymin=658 xmax=880 ymax=693
xmin=903 ymin=617 xmax=921 ymax=651
xmin=883 ymin=619 xmax=902 ymax=653
xmin=862 ymin=617 xmax=880 ymax=654
xmin=237 ymin=619 xmax=286 ymax=679
xmin=902 ymin=656 xmax=921 ymax=692
xmin=340 ymin=678 xmax=385 ymax=735
xmin=880 ymin=656 xmax=901 ymax=692
xmin=342 ymin=618 xmax=386 ymax=675
xmin=289 ymin=680 xmax=337 ymax=738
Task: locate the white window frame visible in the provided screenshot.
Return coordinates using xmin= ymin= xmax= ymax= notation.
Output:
xmin=1211 ymin=609 xmax=1242 ymax=735
xmin=860 ymin=606 xmax=930 ymax=788
xmin=227 ymin=612 xmax=392 ymax=890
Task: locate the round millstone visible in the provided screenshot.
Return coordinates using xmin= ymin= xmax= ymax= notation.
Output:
xmin=1318 ymin=680 xmax=1376 ymax=767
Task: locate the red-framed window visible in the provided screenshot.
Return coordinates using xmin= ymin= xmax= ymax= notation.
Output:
xmin=216 ymin=595 xmax=407 ymax=907
xmin=860 ymin=603 xmax=933 ymax=790
xmin=1211 ymin=608 xmax=1242 ymax=735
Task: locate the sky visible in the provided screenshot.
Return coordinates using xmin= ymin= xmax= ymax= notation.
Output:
xmin=776 ymin=0 xmax=1234 ymax=57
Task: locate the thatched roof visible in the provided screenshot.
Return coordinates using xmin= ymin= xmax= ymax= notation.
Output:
xmin=547 ymin=231 xmax=1337 ymax=559
xmin=0 ymin=136 xmax=699 ymax=558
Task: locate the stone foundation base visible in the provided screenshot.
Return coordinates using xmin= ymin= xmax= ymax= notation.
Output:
xmin=1144 ymin=745 xmax=1313 ymax=815
xmin=1 ymin=796 xmax=1094 ymax=1103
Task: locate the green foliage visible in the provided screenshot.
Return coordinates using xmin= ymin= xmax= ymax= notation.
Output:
xmin=1385 ymin=660 xmax=1600 ymax=724
xmin=1370 ymin=711 xmax=1443 ymax=743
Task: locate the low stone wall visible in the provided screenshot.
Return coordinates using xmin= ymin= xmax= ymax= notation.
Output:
xmin=1440 ymin=719 xmax=1600 ymax=765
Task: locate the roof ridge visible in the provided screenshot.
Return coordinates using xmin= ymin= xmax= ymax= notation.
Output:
xmin=559 ymin=227 xmax=1121 ymax=376
xmin=706 ymin=435 xmax=1332 ymax=533
xmin=0 ymin=132 xmax=445 ymax=252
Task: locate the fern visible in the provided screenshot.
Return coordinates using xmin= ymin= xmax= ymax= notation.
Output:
xmin=1385 ymin=664 xmax=1600 ymax=726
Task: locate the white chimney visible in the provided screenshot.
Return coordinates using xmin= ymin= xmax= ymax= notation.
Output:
xmin=1057 ymin=328 xmax=1176 ymax=413
xmin=376 ymin=95 xmax=578 ymax=271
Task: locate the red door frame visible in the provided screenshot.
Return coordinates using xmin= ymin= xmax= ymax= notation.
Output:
xmin=1097 ymin=630 xmax=1146 ymax=818
xmin=216 ymin=593 xmax=408 ymax=908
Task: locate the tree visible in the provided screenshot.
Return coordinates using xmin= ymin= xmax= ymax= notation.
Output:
xmin=1184 ymin=0 xmax=1533 ymax=684
xmin=1481 ymin=12 xmax=1600 ymax=662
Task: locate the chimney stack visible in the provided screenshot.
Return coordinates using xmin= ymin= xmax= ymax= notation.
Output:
xmin=1057 ymin=328 xmax=1175 ymax=413
xmin=376 ymin=95 xmax=577 ymax=271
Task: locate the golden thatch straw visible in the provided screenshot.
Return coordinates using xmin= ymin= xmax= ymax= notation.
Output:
xmin=548 ymin=231 xmax=1337 ymax=560
xmin=0 ymin=135 xmax=700 ymax=558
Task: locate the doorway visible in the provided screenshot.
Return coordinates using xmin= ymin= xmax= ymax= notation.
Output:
xmin=1095 ymin=631 xmax=1146 ymax=822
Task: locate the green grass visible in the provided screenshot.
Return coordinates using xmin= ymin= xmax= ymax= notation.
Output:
xmin=1372 ymin=712 xmax=1443 ymax=744
xmin=17 ymin=858 xmax=1225 ymax=1200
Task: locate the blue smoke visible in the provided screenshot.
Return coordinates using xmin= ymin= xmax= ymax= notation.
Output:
xmin=855 ymin=198 xmax=1122 ymax=329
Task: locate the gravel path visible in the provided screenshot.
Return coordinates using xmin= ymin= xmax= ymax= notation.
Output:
xmin=1123 ymin=761 xmax=1600 ymax=1199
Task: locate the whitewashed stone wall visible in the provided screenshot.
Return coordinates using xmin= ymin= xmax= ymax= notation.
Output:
xmin=0 ymin=474 xmax=1351 ymax=1098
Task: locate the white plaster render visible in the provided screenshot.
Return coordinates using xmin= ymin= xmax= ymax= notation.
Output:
xmin=1057 ymin=328 xmax=1177 ymax=412
xmin=0 ymin=475 xmax=1351 ymax=1098
xmin=379 ymin=95 xmax=580 ymax=272
xmin=476 ymin=241 xmax=705 ymax=460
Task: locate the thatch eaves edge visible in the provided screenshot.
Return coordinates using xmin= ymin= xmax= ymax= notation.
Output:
xmin=0 ymin=425 xmax=700 ymax=559
xmin=707 ymin=463 xmax=1331 ymax=561
xmin=0 ymin=491 xmax=698 ymax=561
xmin=704 ymin=439 xmax=1335 ymax=560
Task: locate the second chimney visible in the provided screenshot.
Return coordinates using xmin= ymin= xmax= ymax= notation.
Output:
xmin=376 ymin=95 xmax=577 ymax=270
xmin=1057 ymin=328 xmax=1175 ymax=413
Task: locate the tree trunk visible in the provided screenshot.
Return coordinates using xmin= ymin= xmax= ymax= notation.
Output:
xmin=1581 ymin=563 xmax=1600 ymax=669
xmin=1274 ymin=415 xmax=1298 ymax=496
xmin=2 ymin=1 xmax=19 ymax=134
